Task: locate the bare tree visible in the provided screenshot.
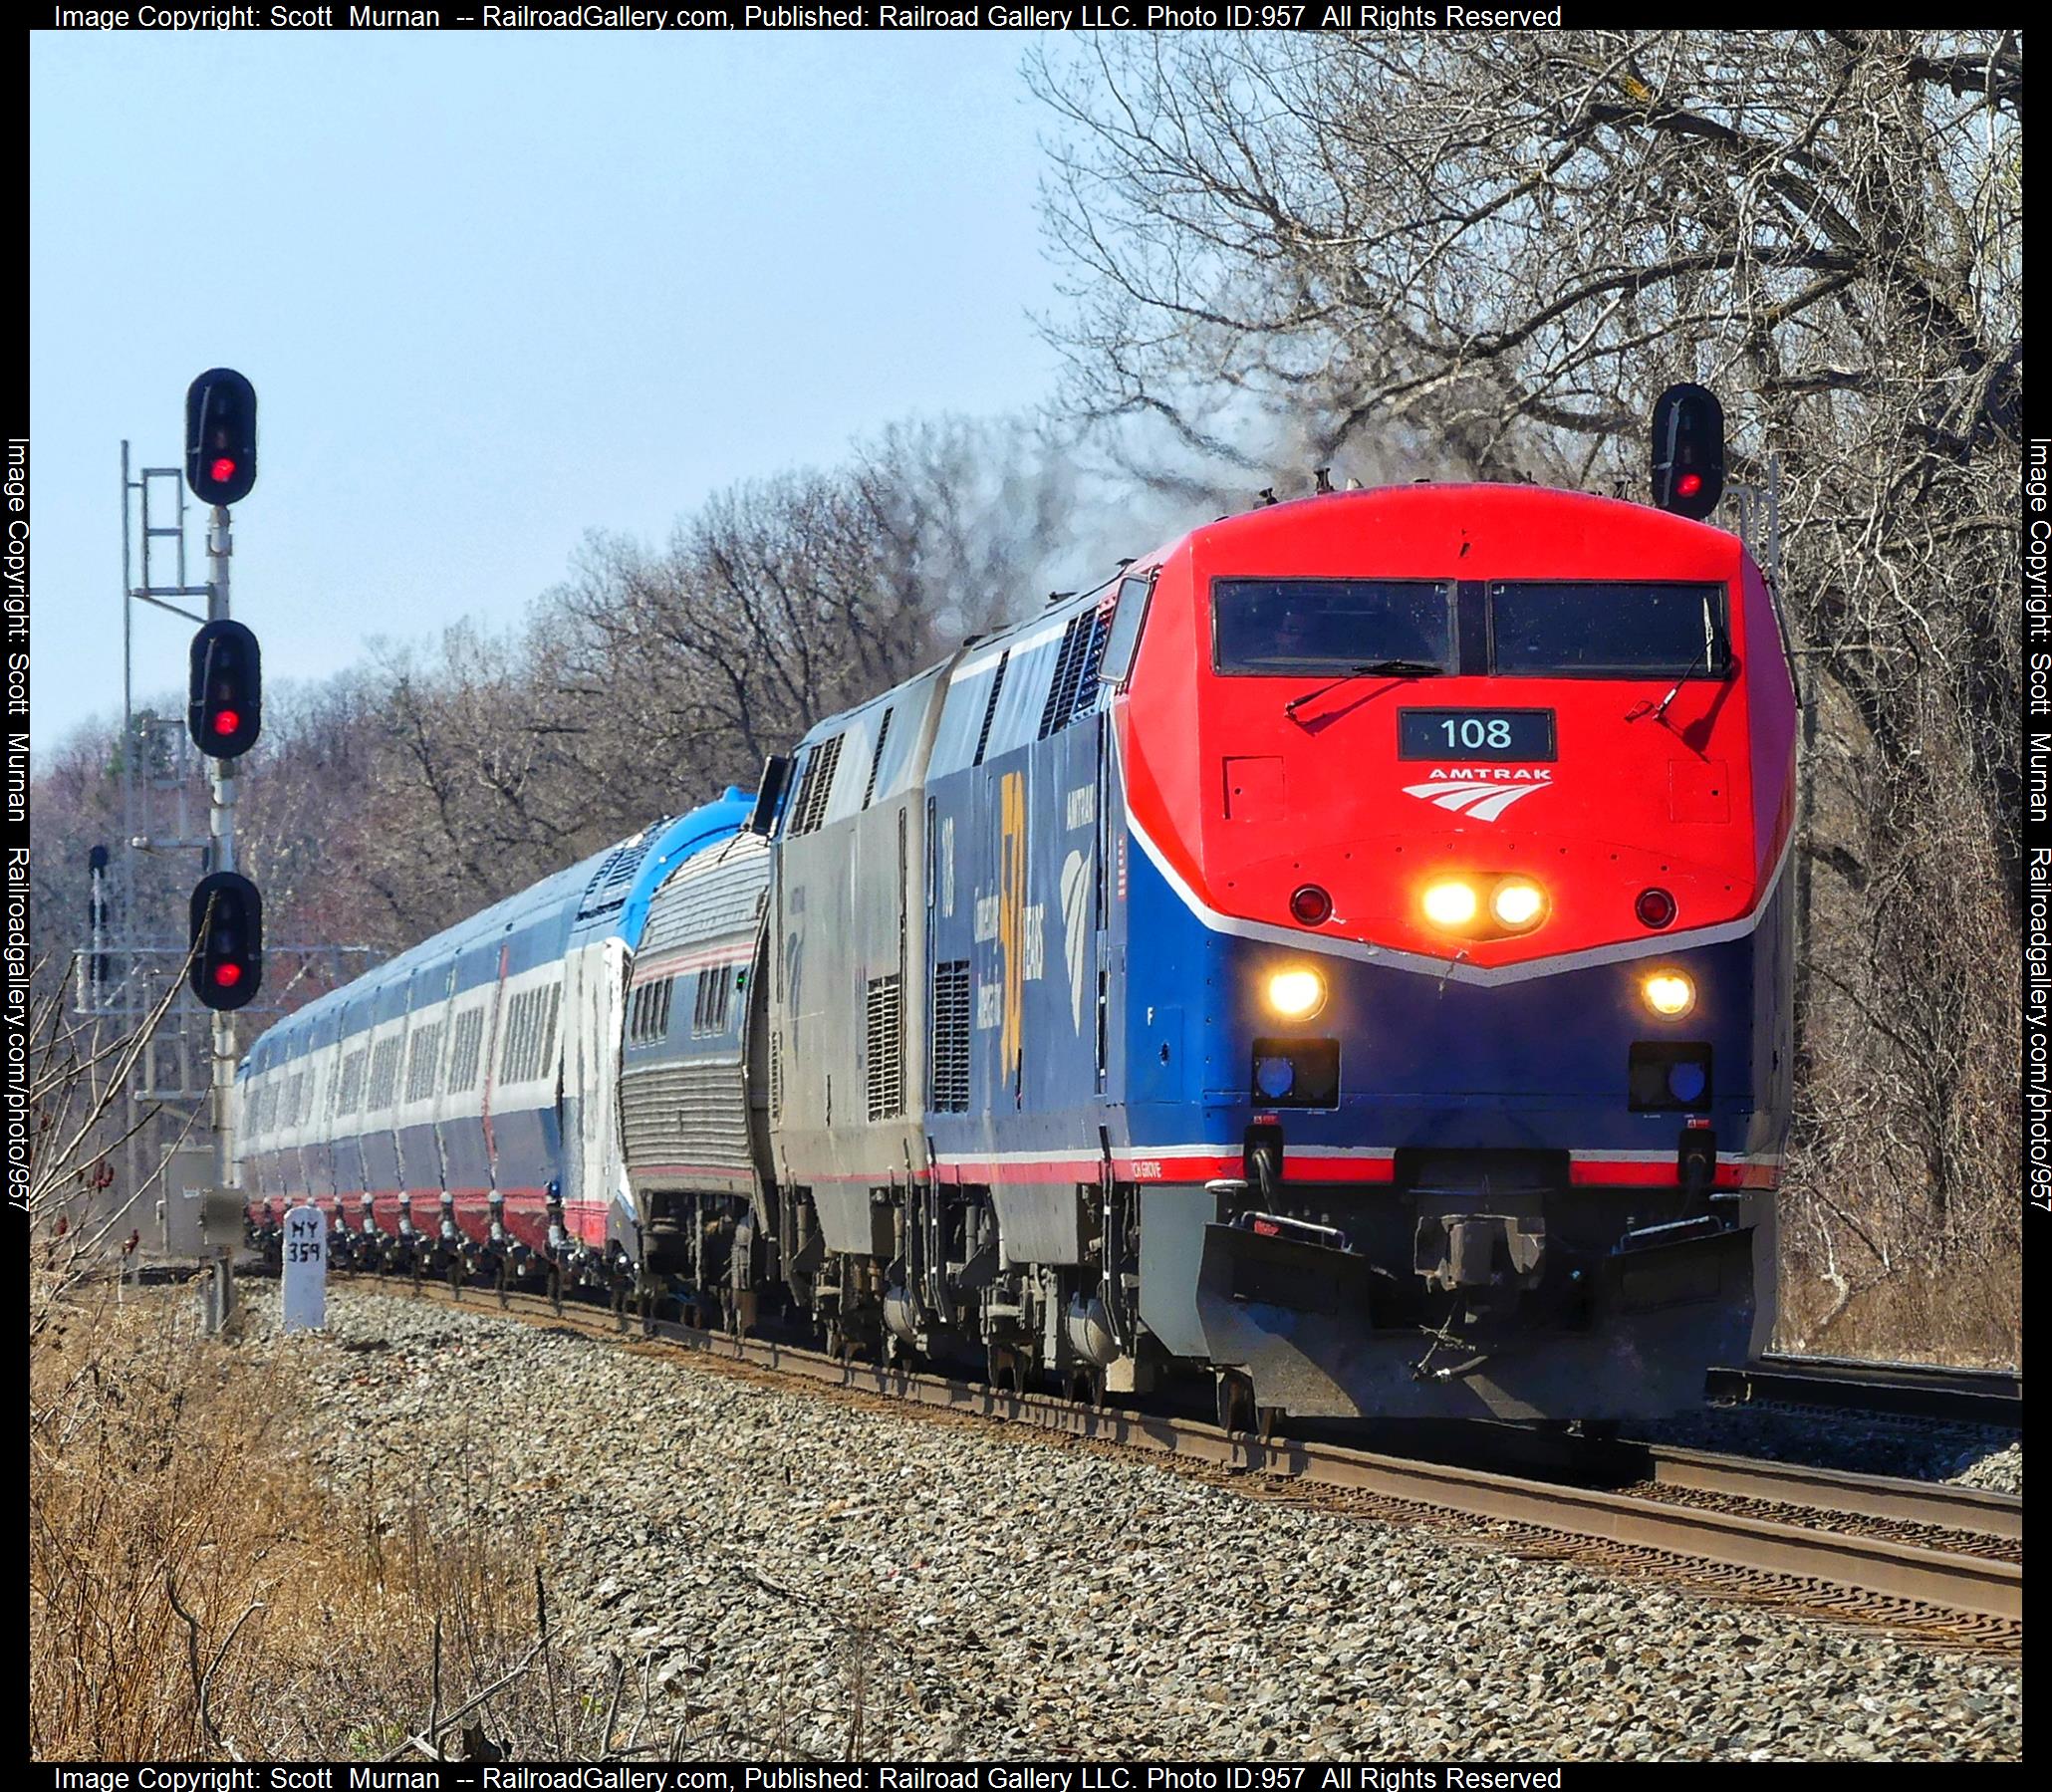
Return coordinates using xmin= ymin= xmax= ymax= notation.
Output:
xmin=1035 ymin=31 xmax=2023 ymax=1355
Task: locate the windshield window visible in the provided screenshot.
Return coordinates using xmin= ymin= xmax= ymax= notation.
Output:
xmin=1490 ymin=581 xmax=1728 ymax=677
xmin=1213 ymin=578 xmax=1454 ymax=673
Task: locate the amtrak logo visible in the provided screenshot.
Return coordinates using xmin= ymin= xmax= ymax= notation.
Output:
xmin=1403 ymin=768 xmax=1552 ymax=823
xmin=1061 ymin=849 xmax=1091 ymax=1031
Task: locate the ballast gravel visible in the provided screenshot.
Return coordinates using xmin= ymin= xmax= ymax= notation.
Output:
xmin=1948 ymin=1441 xmax=2022 ymax=1497
xmin=1638 ymin=1405 xmax=2023 ymax=1495
xmin=236 ymin=1287 xmax=2019 ymax=1763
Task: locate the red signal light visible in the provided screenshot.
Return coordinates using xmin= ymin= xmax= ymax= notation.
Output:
xmin=1636 ymin=888 xmax=1677 ymax=929
xmin=212 ymin=708 xmax=240 ymax=735
xmin=1676 ymin=471 xmax=1702 ymax=498
xmin=213 ymin=962 xmax=244 ymax=988
xmin=210 ymin=456 xmax=238 ymax=484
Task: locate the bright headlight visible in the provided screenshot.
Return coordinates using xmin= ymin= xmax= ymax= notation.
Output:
xmin=1265 ymin=968 xmax=1326 ymax=1020
xmin=1421 ymin=881 xmax=1478 ymax=927
xmin=1491 ymin=880 xmax=1546 ymax=928
xmin=1643 ymin=971 xmax=1695 ymax=1017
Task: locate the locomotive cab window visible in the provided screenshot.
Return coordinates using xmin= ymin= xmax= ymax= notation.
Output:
xmin=1488 ymin=581 xmax=1729 ymax=678
xmin=1212 ymin=579 xmax=1454 ymax=673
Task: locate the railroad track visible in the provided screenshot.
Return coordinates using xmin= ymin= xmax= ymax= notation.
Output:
xmin=324 ymin=1273 xmax=2020 ymax=1651
xmin=1706 ymin=1353 xmax=2022 ymax=1428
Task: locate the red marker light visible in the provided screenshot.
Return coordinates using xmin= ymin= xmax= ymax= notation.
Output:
xmin=1676 ymin=471 xmax=1703 ymax=498
xmin=212 ymin=708 xmax=240 ymax=736
xmin=210 ymin=456 xmax=238 ymax=484
xmin=212 ymin=962 xmax=244 ymax=988
xmin=1289 ymin=884 xmax=1333 ymax=926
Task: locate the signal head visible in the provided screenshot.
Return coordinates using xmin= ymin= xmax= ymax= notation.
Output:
xmin=1650 ymin=382 xmax=1724 ymax=520
xmin=188 ymin=619 xmax=262 ymax=758
xmin=189 ymin=871 xmax=263 ymax=1012
xmin=185 ymin=368 xmax=258 ymax=506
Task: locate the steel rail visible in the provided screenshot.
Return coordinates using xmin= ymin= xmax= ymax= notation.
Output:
xmin=1644 ymin=1445 xmax=2021 ymax=1542
xmin=353 ymin=1276 xmax=2020 ymax=1627
xmin=1706 ymin=1355 xmax=2021 ymax=1427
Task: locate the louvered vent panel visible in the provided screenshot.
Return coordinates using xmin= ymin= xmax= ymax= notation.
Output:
xmin=446 ymin=1010 xmax=484 ymax=1092
xmin=929 ymin=959 xmax=970 ymax=1113
xmin=769 ymin=1032 xmax=783 ymax=1121
xmin=862 ymin=708 xmax=894 ymax=808
xmin=791 ymin=735 xmax=844 ymax=836
xmin=578 ymin=823 xmax=668 ymax=920
xmin=1069 ymin=608 xmax=1111 ymax=724
xmin=539 ymin=985 xmax=562 ymax=1079
xmin=972 ymin=653 xmax=1008 ymax=766
xmin=368 ymin=1037 xmax=402 ymax=1110
xmin=404 ymin=1023 xmax=443 ymax=1102
xmin=865 ymin=974 xmax=903 ymax=1122
xmin=620 ymin=1059 xmax=753 ymax=1175
xmin=1039 ymin=613 xmax=1092 ymax=738
xmin=337 ymin=1049 xmax=367 ymax=1116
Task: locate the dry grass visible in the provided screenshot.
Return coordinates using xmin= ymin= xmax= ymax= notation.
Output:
xmin=1776 ymin=1243 xmax=2023 ymax=1370
xmin=27 ymin=1267 xmax=654 ymax=1763
xmin=27 ymin=1257 xmax=900 ymax=1763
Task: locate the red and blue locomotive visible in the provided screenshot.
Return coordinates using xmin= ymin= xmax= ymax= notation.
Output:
xmin=241 ymin=423 xmax=1794 ymax=1426
xmin=1095 ymin=480 xmax=1796 ymax=1422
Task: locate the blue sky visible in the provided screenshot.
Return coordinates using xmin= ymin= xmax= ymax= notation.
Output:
xmin=29 ymin=31 xmax=1068 ymax=752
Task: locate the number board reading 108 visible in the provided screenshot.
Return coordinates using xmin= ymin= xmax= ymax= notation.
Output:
xmin=1399 ymin=708 xmax=1556 ymax=762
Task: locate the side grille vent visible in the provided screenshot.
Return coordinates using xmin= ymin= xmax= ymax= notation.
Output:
xmin=790 ymin=735 xmax=845 ymax=837
xmin=447 ymin=1008 xmax=485 ymax=1091
xmin=367 ymin=1036 xmax=402 ymax=1111
xmin=930 ymin=959 xmax=970 ymax=1113
xmin=404 ymin=1022 xmax=443 ymax=1103
xmin=1039 ymin=611 xmax=1098 ymax=738
xmin=972 ymin=652 xmax=1009 ymax=766
xmin=862 ymin=708 xmax=894 ymax=809
xmin=1069 ymin=606 xmax=1112 ymax=722
xmin=578 ymin=824 xmax=666 ymax=921
xmin=336 ymin=1048 xmax=368 ymax=1116
xmin=865 ymin=974 xmax=903 ymax=1122
xmin=769 ymin=1031 xmax=783 ymax=1121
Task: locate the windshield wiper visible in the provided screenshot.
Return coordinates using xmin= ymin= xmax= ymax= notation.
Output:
xmin=1285 ymin=659 xmax=1442 ymax=717
xmin=1628 ymin=627 xmax=1730 ymax=725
